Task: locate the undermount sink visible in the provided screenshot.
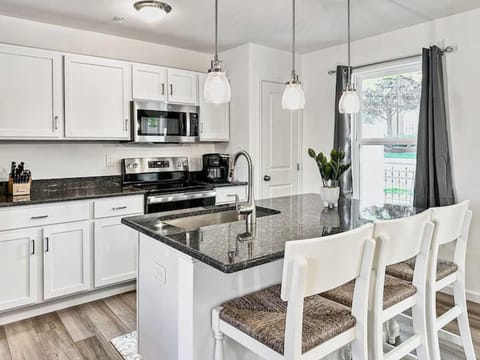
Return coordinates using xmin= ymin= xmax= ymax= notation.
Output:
xmin=162 ymin=206 xmax=280 ymax=231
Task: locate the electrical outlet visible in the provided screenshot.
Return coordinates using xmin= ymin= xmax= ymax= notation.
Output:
xmin=153 ymin=262 xmax=166 ymax=284
xmin=105 ymin=155 xmax=114 ymax=168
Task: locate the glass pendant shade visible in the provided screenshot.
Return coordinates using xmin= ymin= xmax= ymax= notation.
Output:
xmin=204 ymin=70 xmax=231 ymax=104
xmin=338 ymin=89 xmax=360 ymax=114
xmin=282 ymin=82 xmax=305 ymax=111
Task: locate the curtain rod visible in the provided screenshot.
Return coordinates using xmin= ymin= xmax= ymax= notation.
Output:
xmin=327 ymin=45 xmax=456 ymax=75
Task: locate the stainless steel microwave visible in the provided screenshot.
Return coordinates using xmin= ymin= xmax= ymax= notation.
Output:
xmin=131 ymin=101 xmax=199 ymax=143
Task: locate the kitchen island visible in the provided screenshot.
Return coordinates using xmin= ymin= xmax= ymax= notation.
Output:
xmin=122 ymin=194 xmax=420 ymax=360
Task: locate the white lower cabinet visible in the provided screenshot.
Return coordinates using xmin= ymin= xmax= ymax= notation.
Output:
xmin=0 ymin=229 xmax=40 ymax=312
xmin=43 ymin=222 xmax=92 ymax=300
xmin=94 ymin=217 xmax=139 ymax=288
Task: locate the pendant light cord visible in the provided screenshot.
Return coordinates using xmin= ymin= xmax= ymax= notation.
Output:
xmin=214 ymin=0 xmax=219 ymax=62
xmin=291 ymin=0 xmax=296 ymax=78
xmin=347 ymin=0 xmax=351 ymax=85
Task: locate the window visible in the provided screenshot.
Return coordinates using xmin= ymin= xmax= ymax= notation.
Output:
xmin=352 ymin=61 xmax=422 ymax=206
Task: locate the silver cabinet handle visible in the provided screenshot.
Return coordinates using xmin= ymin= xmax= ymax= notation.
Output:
xmin=54 ymin=116 xmax=59 ymax=130
xmin=125 ymin=119 xmax=129 ymax=132
xmin=31 ymin=239 xmax=35 ymax=255
xmin=112 ymin=206 xmax=128 ymax=211
xmin=170 ymin=84 xmax=173 ymax=96
xmin=44 ymin=237 xmax=49 ymax=253
xmin=200 ymin=122 xmax=204 ymax=134
xmin=161 ymin=83 xmax=165 ymax=95
xmin=31 ymin=215 xmax=49 ymax=220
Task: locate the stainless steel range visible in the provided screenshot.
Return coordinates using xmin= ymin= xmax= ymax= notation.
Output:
xmin=122 ymin=157 xmax=216 ymax=214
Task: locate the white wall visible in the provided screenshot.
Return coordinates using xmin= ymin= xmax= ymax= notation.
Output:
xmin=302 ymin=8 xmax=480 ymax=300
xmin=0 ymin=15 xmax=215 ymax=180
xmin=216 ymin=43 xmax=301 ymax=194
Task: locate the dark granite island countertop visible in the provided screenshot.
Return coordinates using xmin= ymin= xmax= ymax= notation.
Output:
xmin=122 ymin=194 xmax=421 ymax=273
xmin=0 ymin=176 xmax=145 ymax=207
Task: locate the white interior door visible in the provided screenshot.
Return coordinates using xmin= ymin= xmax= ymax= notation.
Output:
xmin=261 ymin=81 xmax=301 ymax=199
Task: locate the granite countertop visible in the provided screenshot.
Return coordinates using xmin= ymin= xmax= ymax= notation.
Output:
xmin=122 ymin=194 xmax=422 ymax=273
xmin=0 ymin=176 xmax=145 ymax=207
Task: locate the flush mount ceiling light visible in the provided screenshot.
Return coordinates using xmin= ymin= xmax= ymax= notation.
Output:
xmin=134 ymin=1 xmax=172 ymax=22
xmin=282 ymin=0 xmax=305 ymax=111
xmin=204 ymin=0 xmax=231 ymax=104
xmin=338 ymin=0 xmax=360 ymax=114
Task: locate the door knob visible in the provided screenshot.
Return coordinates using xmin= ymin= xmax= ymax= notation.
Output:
xmin=264 ymin=175 xmax=271 ymax=182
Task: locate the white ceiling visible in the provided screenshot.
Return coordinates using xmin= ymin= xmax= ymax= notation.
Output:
xmin=0 ymin=0 xmax=478 ymax=54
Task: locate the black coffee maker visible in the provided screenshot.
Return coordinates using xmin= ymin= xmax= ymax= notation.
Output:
xmin=202 ymin=153 xmax=230 ymax=183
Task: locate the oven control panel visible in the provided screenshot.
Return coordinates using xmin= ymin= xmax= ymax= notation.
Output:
xmin=123 ymin=157 xmax=189 ymax=174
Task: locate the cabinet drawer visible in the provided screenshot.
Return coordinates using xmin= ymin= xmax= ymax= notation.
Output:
xmin=215 ymin=186 xmax=247 ymax=205
xmin=94 ymin=195 xmax=144 ymax=219
xmin=0 ymin=202 xmax=90 ymax=231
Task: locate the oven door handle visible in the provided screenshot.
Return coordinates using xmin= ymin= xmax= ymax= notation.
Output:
xmin=146 ymin=190 xmax=217 ymax=205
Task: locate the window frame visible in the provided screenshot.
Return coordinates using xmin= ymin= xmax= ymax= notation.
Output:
xmin=351 ymin=59 xmax=422 ymax=200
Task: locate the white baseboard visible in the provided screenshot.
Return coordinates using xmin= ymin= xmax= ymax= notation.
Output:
xmin=439 ymin=286 xmax=480 ymax=304
xmin=0 ymin=281 xmax=136 ymax=326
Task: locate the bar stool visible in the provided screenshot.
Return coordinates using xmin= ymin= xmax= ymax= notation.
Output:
xmin=386 ymin=201 xmax=475 ymax=359
xmin=211 ymin=224 xmax=376 ymax=360
xmin=322 ymin=210 xmax=434 ymax=360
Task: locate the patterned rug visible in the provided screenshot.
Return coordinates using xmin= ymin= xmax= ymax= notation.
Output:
xmin=111 ymin=331 xmax=142 ymax=360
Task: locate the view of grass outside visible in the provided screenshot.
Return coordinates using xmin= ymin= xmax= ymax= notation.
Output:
xmin=356 ymin=65 xmax=422 ymax=206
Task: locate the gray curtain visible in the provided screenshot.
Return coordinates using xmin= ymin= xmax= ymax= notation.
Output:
xmin=334 ymin=65 xmax=353 ymax=198
xmin=414 ymin=46 xmax=456 ymax=208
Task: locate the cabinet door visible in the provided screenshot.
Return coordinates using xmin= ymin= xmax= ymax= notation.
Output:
xmin=0 ymin=229 xmax=40 ymax=312
xmin=167 ymin=69 xmax=198 ymax=105
xmin=198 ymin=74 xmax=230 ymax=141
xmin=0 ymin=44 xmax=63 ymax=139
xmin=132 ymin=63 xmax=167 ymax=102
xmin=94 ymin=217 xmax=139 ymax=288
xmin=43 ymin=222 xmax=91 ymax=300
xmin=64 ymin=55 xmax=131 ymax=140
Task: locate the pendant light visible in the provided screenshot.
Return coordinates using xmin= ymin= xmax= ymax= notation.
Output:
xmin=204 ymin=0 xmax=231 ymax=104
xmin=282 ymin=0 xmax=305 ymax=111
xmin=338 ymin=0 xmax=360 ymax=114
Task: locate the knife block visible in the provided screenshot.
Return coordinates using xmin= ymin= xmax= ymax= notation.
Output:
xmin=8 ymin=176 xmax=32 ymax=196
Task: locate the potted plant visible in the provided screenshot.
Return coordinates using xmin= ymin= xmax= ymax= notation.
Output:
xmin=308 ymin=148 xmax=351 ymax=208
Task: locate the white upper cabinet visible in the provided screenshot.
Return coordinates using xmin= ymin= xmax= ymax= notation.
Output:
xmin=64 ymin=55 xmax=131 ymax=140
xmin=132 ymin=63 xmax=168 ymax=102
xmin=0 ymin=45 xmax=63 ymax=139
xmin=0 ymin=229 xmax=40 ymax=312
xmin=167 ymin=69 xmax=198 ymax=105
xmin=43 ymin=221 xmax=92 ymax=300
xmin=198 ymin=74 xmax=230 ymax=142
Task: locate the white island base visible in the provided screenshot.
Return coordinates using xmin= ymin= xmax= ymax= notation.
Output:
xmin=138 ymin=234 xmax=345 ymax=360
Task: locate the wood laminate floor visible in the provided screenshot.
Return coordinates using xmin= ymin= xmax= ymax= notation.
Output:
xmin=0 ymin=291 xmax=479 ymax=359
xmin=0 ymin=291 xmax=136 ymax=360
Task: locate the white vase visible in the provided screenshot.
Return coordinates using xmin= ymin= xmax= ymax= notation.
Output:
xmin=320 ymin=186 xmax=340 ymax=208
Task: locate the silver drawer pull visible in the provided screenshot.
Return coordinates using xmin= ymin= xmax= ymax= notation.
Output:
xmin=31 ymin=215 xmax=49 ymax=220
xmin=31 ymin=239 xmax=35 ymax=255
xmin=112 ymin=206 xmax=128 ymax=211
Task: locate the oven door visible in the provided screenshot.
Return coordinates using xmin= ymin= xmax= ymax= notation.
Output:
xmin=146 ymin=190 xmax=216 ymax=214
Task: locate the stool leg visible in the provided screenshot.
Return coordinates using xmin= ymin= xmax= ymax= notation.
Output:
xmin=427 ymin=288 xmax=441 ymax=360
xmin=454 ymin=282 xmax=476 ymax=360
xmin=212 ymin=307 xmax=225 ymax=360
xmin=412 ymin=301 xmax=430 ymax=360
xmin=214 ymin=332 xmax=225 ymax=360
xmin=387 ymin=317 xmax=400 ymax=345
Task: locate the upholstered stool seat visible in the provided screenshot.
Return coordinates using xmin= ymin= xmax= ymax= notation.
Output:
xmin=321 ymin=275 xmax=417 ymax=310
xmin=219 ymin=284 xmax=356 ymax=355
xmin=386 ymin=258 xmax=458 ymax=282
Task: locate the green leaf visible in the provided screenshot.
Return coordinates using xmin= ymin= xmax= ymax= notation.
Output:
xmin=307 ymin=148 xmax=316 ymax=159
